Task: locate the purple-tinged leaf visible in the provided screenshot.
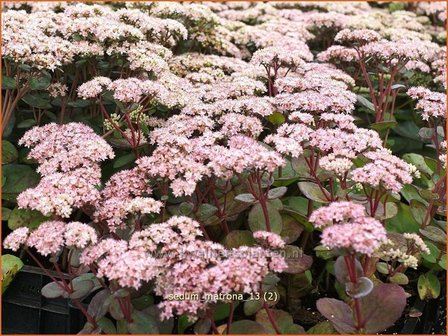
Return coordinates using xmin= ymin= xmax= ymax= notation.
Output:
xmin=334 ymin=255 xmax=363 ymax=284
xmin=283 ymin=245 xmax=313 ymax=274
xmin=316 ymin=298 xmax=356 ymax=334
xmin=360 ymin=283 xmax=407 ymax=333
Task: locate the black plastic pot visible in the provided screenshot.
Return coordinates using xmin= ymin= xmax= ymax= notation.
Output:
xmin=2 ymin=265 xmax=86 ymax=334
xmin=400 ymin=292 xmax=446 ymax=334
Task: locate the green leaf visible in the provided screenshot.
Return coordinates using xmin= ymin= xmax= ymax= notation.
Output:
xmin=21 ymin=93 xmax=52 ymax=109
xmin=132 ymin=294 xmax=154 ymax=310
xmin=267 ymin=111 xmax=285 ymax=125
xmin=419 ymin=226 xmax=446 ymax=244
xmin=386 ymin=203 xmax=419 ymax=233
xmin=193 ymin=318 xmax=211 ymax=334
xmin=28 ymin=75 xmax=51 ymax=90
xmin=128 ymin=310 xmax=159 ymax=334
xmin=422 ymin=241 xmax=441 ymax=264
xmin=117 ymin=320 xmax=128 ymax=334
xmin=280 ymin=214 xmax=304 ymax=244
xmin=273 ymin=159 xmax=300 ymax=186
xmin=177 ymin=315 xmax=193 ymax=334
xmin=2 ymin=76 xmax=16 ymax=89
xmin=418 ymin=127 xmax=434 ymax=140
xmin=389 ymin=272 xmax=409 ymax=285
xmin=17 ymin=119 xmax=37 ymax=129
xmin=402 ymin=153 xmax=433 ymax=176
xmin=307 ymin=321 xmax=337 ymax=334
xmin=41 ymin=281 xmax=65 ymax=298
xmin=179 ymin=202 xmax=194 ymax=216
xmin=235 ymin=193 xmax=257 ymax=203
xmin=438 ymin=255 xmax=446 ymax=270
xmin=356 ymin=95 xmax=375 ymax=111
xmin=244 ymin=299 xmax=263 ymax=316
xmin=281 ymin=196 xmax=314 ymax=232
xmin=69 ymin=278 xmax=94 ymax=299
xmin=97 ymin=317 xmax=117 ymax=334
xmin=248 ymin=202 xmax=282 ymax=234
xmin=262 ymin=274 xmax=280 ymax=291
xmin=196 ymin=203 xmax=218 ymax=221
xmin=144 ymin=305 xmax=174 ymax=334
xmin=376 ymin=262 xmax=389 ymax=275
xmin=282 ymin=196 xmax=309 ymax=215
xmin=107 ymin=297 xmax=125 ymax=320
xmin=228 ymin=320 xmax=267 ymax=334
xmin=68 ymin=99 xmax=93 ymax=108
xmin=256 ymin=309 xmax=304 ymax=334
xmin=314 ymin=245 xmax=334 ymax=260
xmin=400 ymin=184 xmax=427 ymax=204
xmin=113 ymin=153 xmax=136 ymax=169
xmin=370 ymin=120 xmax=397 ymax=131
xmin=409 ymin=199 xmax=427 ymax=224
xmin=2 ymin=207 xmax=12 ymax=221
xmin=2 ymin=164 xmax=40 ymax=202
xmin=87 ymin=289 xmax=111 ymax=319
xmin=393 ymin=120 xmax=420 ymax=140
xmin=297 ymin=181 xmax=330 ymax=203
xmin=418 ymin=273 xmax=440 ymax=300
xmin=2 ymin=254 xmax=24 ymax=294
xmin=8 ymin=207 xmax=49 ymax=230
xmin=213 ymin=301 xmax=239 ymax=321
xmin=223 ymin=230 xmax=255 ymax=249
xmin=376 ymin=202 xmax=398 ymax=220
xmin=2 ymin=141 xmax=18 ymax=164
xmin=267 ymin=186 xmax=287 ymax=199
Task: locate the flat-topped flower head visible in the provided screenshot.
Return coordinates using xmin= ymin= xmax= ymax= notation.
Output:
xmin=19 ymin=123 xmax=114 ymax=175
xmin=3 ymin=227 xmax=29 ymax=252
xmin=253 ymin=231 xmax=286 ymax=249
xmin=407 ymin=86 xmax=447 ymax=120
xmin=77 ymin=77 xmax=112 ymax=99
xmin=320 ymin=217 xmax=387 ymax=256
xmin=335 ymin=29 xmax=382 ymax=45
xmin=18 ymin=166 xmax=102 ymax=218
xmin=264 ymin=123 xmax=313 ymax=158
xmin=26 ymin=221 xmax=66 ymax=256
xmin=351 ymin=148 xmax=419 ymax=193
xmin=64 ymin=222 xmax=98 ymax=249
xmin=310 ymin=201 xmax=387 ymax=256
xmin=309 ymin=201 xmax=366 ymax=228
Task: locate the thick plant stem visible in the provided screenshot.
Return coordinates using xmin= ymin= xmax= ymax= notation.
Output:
xmin=226 ymin=302 xmax=235 ymax=335
xmin=344 ymin=255 xmax=365 ymax=331
xmin=263 ymin=302 xmax=281 ymax=334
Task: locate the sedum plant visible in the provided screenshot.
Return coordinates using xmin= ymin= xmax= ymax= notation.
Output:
xmin=2 ymin=1 xmax=446 ymax=335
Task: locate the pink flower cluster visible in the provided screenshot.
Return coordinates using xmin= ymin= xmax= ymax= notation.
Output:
xmin=407 ymin=86 xmax=447 ymax=120
xmin=18 ymin=123 xmax=114 ymax=175
xmin=253 ymin=231 xmax=286 ymax=249
xmin=351 ymin=149 xmax=420 ymax=193
xmin=136 ymin=114 xmax=285 ymax=196
xmin=4 ymin=221 xmax=97 ymax=256
xmin=310 ymin=201 xmax=387 ymax=256
xmin=94 ymin=167 xmax=162 ymax=232
xmin=79 ymin=216 xmax=286 ymax=318
xmin=17 ymin=123 xmax=114 ymax=217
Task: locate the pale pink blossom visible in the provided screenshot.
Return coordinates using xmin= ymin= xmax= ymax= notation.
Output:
xmin=3 ymin=227 xmax=29 ymax=251
xmin=64 ymin=222 xmax=98 ymax=248
xmin=27 ymin=221 xmax=66 ymax=256
xmin=253 ymin=231 xmax=286 ymax=249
